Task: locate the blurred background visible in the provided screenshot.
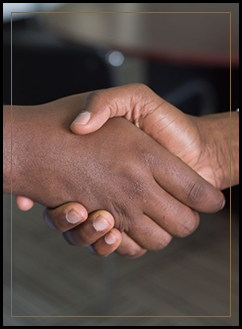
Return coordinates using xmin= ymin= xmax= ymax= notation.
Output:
xmin=3 ymin=3 xmax=239 ymax=326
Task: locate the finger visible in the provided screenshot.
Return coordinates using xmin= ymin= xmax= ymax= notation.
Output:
xmin=115 ymin=232 xmax=147 ymax=259
xmin=127 ymin=213 xmax=173 ymax=251
xmin=63 ymin=210 xmax=115 ymax=246
xmin=143 ymin=180 xmax=200 ymax=238
xmin=15 ymin=196 xmax=35 ymax=211
xmin=87 ymin=228 xmax=122 ymax=257
xmin=70 ymin=85 xmax=141 ymax=135
xmin=149 ymin=144 xmax=225 ymax=213
xmin=43 ymin=203 xmax=88 ymax=232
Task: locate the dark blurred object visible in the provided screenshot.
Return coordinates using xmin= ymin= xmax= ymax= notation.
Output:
xmin=42 ymin=4 xmax=239 ymax=68
xmin=3 ymin=18 xmax=111 ymax=106
xmin=148 ymin=62 xmax=239 ymax=116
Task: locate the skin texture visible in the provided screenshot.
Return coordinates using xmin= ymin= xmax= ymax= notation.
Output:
xmin=40 ymin=84 xmax=238 ymax=258
xmin=70 ymin=84 xmax=238 ymax=190
xmin=13 ymin=84 xmax=239 ymax=258
xmin=3 ymin=92 xmax=226 ymax=255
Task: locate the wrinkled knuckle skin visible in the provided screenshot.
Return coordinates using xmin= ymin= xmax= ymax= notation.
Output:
xmin=126 ymin=163 xmax=151 ymax=201
xmin=185 ymin=181 xmax=204 ymax=206
xmin=142 ymin=148 xmax=162 ymax=170
xmin=110 ymin=203 xmax=130 ymax=232
xmin=109 ymin=175 xmax=146 ymax=232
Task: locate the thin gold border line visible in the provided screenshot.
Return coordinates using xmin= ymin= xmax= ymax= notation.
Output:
xmin=10 ymin=11 xmax=232 ymax=318
xmin=10 ymin=11 xmax=13 ymax=319
xmin=10 ymin=11 xmax=231 ymax=14
xmin=229 ymin=11 xmax=232 ymax=318
xmin=9 ymin=313 xmax=232 ymax=319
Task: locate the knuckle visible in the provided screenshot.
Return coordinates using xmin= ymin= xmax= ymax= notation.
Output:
xmin=110 ymin=187 xmax=145 ymax=232
xmin=126 ymin=167 xmax=150 ymax=201
xmin=109 ymin=204 xmax=130 ymax=232
xmin=143 ymin=150 xmax=161 ymax=168
xmin=185 ymin=180 xmax=204 ymax=206
xmin=130 ymin=179 xmax=147 ymax=201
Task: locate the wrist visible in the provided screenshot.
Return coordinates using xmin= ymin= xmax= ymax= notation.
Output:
xmin=3 ymin=105 xmax=35 ymax=195
xmin=196 ymin=112 xmax=239 ymax=190
xmin=8 ymin=97 xmax=88 ymax=208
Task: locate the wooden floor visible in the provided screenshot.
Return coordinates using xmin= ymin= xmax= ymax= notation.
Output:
xmin=3 ymin=194 xmax=239 ymax=326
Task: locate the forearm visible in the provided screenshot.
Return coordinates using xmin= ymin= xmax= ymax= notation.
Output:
xmin=197 ymin=111 xmax=239 ymax=190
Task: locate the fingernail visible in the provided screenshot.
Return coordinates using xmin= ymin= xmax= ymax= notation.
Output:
xmin=93 ymin=216 xmax=109 ymax=232
xmin=66 ymin=210 xmax=82 ymax=224
xmin=104 ymin=232 xmax=116 ymax=245
xmin=72 ymin=111 xmax=91 ymax=125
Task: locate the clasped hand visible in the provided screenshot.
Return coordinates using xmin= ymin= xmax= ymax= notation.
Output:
xmin=15 ymin=84 xmax=226 ymax=258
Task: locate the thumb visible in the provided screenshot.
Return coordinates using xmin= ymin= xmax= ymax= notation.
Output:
xmin=70 ymin=107 xmax=111 ymax=135
xmin=70 ymin=85 xmax=140 ymax=135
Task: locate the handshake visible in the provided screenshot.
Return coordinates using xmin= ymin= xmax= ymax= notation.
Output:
xmin=3 ymin=84 xmax=239 ymax=259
